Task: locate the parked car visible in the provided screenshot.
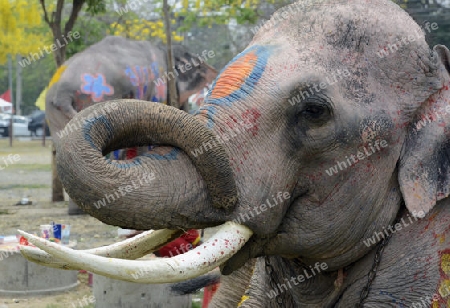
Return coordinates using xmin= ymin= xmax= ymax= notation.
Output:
xmin=0 ymin=114 xmax=30 ymax=137
xmin=28 ymin=111 xmax=50 ymax=137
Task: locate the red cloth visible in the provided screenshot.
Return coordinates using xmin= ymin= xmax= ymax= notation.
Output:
xmin=0 ymin=89 xmax=11 ymax=102
xmin=126 ymin=147 xmax=138 ymax=159
xmin=157 ymin=229 xmax=200 ymax=258
xmin=202 ymin=283 xmax=219 ymax=308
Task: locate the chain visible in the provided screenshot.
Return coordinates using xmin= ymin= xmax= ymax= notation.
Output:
xmin=265 ymin=256 xmax=284 ymax=306
xmin=355 ymin=224 xmax=395 ymax=307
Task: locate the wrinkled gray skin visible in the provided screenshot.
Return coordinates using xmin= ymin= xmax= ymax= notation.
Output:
xmin=46 ymin=36 xmax=217 ymax=143
xmin=55 ymin=0 xmax=450 ymax=306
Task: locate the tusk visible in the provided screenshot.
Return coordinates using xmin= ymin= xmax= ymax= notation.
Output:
xmin=20 ymin=229 xmax=180 ymax=270
xmin=18 ymin=222 xmax=253 ymax=283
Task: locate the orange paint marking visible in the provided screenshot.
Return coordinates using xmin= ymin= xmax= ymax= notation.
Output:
xmin=209 ymin=52 xmax=258 ymax=100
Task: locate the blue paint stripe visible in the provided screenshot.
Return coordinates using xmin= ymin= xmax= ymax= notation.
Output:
xmin=83 ymin=115 xmax=114 ymax=151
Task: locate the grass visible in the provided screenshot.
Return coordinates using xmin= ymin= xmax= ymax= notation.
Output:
xmin=0 ymin=139 xmax=53 ymax=152
xmin=6 ymin=164 xmax=51 ymax=171
xmin=45 ymin=305 xmax=94 ymax=308
xmin=0 ymin=184 xmax=50 ymax=190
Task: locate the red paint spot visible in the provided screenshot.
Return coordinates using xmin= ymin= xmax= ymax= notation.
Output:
xmin=242 ymin=108 xmax=261 ymax=136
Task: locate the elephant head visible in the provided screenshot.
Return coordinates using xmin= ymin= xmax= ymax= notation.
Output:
xmin=22 ymin=0 xmax=450 ymax=304
xmin=45 ymin=37 xmax=218 ymax=143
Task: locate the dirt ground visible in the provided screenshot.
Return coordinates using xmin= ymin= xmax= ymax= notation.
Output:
xmin=0 ymin=139 xmax=203 ymax=308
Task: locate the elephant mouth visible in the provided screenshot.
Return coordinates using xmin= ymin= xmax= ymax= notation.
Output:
xmin=19 ymin=222 xmax=253 ymax=283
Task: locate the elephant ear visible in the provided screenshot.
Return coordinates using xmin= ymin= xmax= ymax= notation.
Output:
xmin=399 ymin=45 xmax=450 ymax=217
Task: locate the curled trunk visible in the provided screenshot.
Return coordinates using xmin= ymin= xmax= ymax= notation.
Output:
xmin=56 ymin=100 xmax=237 ymax=229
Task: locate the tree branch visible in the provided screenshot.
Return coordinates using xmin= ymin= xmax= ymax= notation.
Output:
xmin=39 ymin=0 xmax=52 ymax=26
xmin=64 ymin=0 xmax=85 ymax=36
xmin=55 ymin=0 xmax=65 ymax=27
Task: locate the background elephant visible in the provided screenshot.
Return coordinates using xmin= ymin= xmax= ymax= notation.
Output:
xmin=45 ymin=35 xmax=218 ymax=143
xmin=22 ymin=0 xmax=450 ymax=306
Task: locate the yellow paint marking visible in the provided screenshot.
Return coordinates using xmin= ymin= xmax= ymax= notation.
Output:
xmin=237 ymin=295 xmax=249 ymax=307
xmin=48 ymin=65 xmax=67 ymax=87
xmin=442 ymin=254 xmax=450 ymax=275
xmin=439 ymin=279 xmax=450 ymax=298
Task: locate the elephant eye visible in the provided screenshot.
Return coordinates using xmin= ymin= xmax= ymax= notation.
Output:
xmin=300 ymin=101 xmax=331 ymax=123
xmin=303 ymin=105 xmax=325 ymax=118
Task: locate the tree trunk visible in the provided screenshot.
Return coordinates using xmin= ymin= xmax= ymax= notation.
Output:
xmin=7 ymin=54 xmax=13 ymax=147
xmin=52 ymin=143 xmax=65 ymax=202
xmin=163 ymin=0 xmax=179 ymax=108
xmin=15 ymin=54 xmax=22 ymax=115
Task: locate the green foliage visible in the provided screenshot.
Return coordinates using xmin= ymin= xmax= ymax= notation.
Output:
xmin=192 ymin=301 xmax=202 ymax=308
xmin=85 ymin=0 xmax=107 ymax=14
xmin=66 ymin=16 xmax=109 ymax=58
xmin=395 ymin=0 xmax=450 ymax=48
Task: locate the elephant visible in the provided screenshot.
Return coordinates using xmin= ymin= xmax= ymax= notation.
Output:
xmin=20 ymin=0 xmax=450 ymax=306
xmin=45 ymin=35 xmax=218 ymax=143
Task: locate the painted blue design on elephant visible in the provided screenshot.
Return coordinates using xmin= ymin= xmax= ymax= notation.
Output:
xmin=150 ymin=61 xmax=166 ymax=102
xmin=124 ymin=66 xmax=150 ymax=99
xmin=150 ymin=62 xmax=159 ymax=78
xmin=142 ymin=148 xmax=180 ymax=160
xmin=195 ymin=105 xmax=218 ymax=129
xmin=80 ymin=73 xmax=114 ymax=102
xmin=105 ymin=157 xmax=142 ymax=169
xmin=83 ymin=115 xmax=114 ymax=151
xmin=205 ymin=45 xmax=273 ymax=107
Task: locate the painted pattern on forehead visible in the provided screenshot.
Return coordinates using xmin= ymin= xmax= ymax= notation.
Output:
xmin=205 ymin=45 xmax=274 ymax=107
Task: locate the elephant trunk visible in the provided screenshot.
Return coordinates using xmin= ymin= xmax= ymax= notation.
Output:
xmin=56 ymin=100 xmax=237 ymax=229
